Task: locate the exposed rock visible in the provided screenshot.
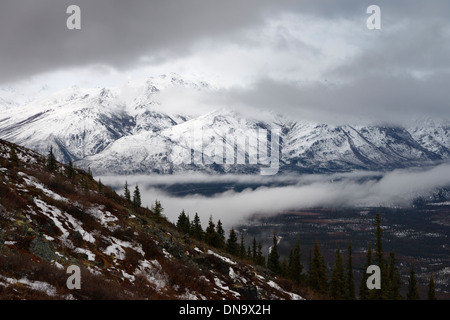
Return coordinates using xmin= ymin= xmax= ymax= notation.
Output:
xmin=29 ymin=236 xmax=57 ymax=261
xmin=233 ymin=285 xmax=259 ymax=300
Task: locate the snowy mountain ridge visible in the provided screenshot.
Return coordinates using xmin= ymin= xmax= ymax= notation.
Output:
xmin=0 ymin=73 xmax=449 ymax=175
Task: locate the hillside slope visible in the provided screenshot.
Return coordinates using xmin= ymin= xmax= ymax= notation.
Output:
xmin=0 ymin=139 xmax=305 ymax=300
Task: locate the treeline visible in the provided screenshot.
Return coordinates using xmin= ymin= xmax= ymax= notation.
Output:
xmin=176 ymin=211 xmax=266 ymax=267
xmin=176 ymin=211 xmax=438 ymax=300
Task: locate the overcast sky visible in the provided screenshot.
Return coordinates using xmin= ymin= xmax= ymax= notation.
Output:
xmin=1 ymin=0 xmax=450 ymax=123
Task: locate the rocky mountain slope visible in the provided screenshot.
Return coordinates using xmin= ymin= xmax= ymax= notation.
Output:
xmin=0 ymin=139 xmax=305 ymax=299
xmin=0 ymin=74 xmax=449 ymax=175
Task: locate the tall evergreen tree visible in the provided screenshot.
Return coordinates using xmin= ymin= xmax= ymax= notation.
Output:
xmin=267 ymin=232 xmax=281 ymax=275
xmin=124 ymin=181 xmax=131 ymax=203
xmin=66 ymin=159 xmax=75 ymax=180
xmin=176 ymin=210 xmax=190 ymax=234
xmin=152 ymin=200 xmax=164 ymax=222
xmin=191 ymin=213 xmax=204 ymax=241
xmin=133 ymin=185 xmax=142 ymax=208
xmin=287 ymin=237 xmax=303 ymax=285
xmin=216 ymin=220 xmax=226 ymax=249
xmin=371 ymin=213 xmax=388 ymax=299
xmin=345 ymin=240 xmax=356 ymax=300
xmin=205 ymin=216 xmax=220 ymax=248
xmin=87 ymin=166 xmax=93 ymax=179
xmin=309 ymin=240 xmax=328 ymax=295
xmin=252 ymin=237 xmax=258 ymax=262
xmin=46 ymin=146 xmax=57 ymax=171
xmin=239 ymin=233 xmax=246 ymax=259
xmin=406 ymin=264 xmax=420 ymax=300
xmin=428 ymin=274 xmax=436 ymax=300
xmin=330 ymin=247 xmax=346 ymax=299
xmin=256 ymin=242 xmax=265 ymax=267
xmin=226 ymin=228 xmax=239 ymax=256
xmin=359 ymin=242 xmax=372 ymax=300
xmin=98 ymin=178 xmax=103 ymax=193
xmin=387 ymin=251 xmax=402 ymax=300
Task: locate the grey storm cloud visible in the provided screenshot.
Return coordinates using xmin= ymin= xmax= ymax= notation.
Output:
xmin=2 ymin=0 xmax=450 ymax=83
xmin=0 ymin=0 xmax=293 ymax=84
xmin=1 ymin=0 xmax=450 ymax=124
xmin=218 ymin=72 xmax=450 ymax=124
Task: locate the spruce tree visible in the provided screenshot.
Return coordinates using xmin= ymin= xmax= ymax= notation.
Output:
xmin=216 ymin=220 xmax=226 ymax=249
xmin=205 ymin=216 xmax=219 ymax=247
xmin=226 ymin=228 xmax=239 ymax=256
xmin=152 ymin=200 xmax=164 ymax=222
xmin=98 ymin=178 xmax=103 ymax=193
xmin=133 ymin=185 xmax=142 ymax=208
xmin=345 ymin=240 xmax=356 ymax=300
xmin=124 ymin=181 xmax=131 ymax=203
xmin=9 ymin=148 xmax=19 ymax=167
xmin=176 ymin=210 xmax=190 ymax=234
xmin=372 ymin=213 xmax=387 ymax=299
xmin=267 ymin=232 xmax=281 ymax=275
xmin=387 ymin=251 xmax=402 ymax=300
xmin=252 ymin=237 xmax=257 ymax=262
xmin=239 ymin=233 xmax=246 ymax=259
xmin=359 ymin=242 xmax=372 ymax=300
xmin=406 ymin=264 xmax=420 ymax=300
xmin=46 ymin=146 xmax=57 ymax=171
xmin=256 ymin=242 xmax=265 ymax=267
xmin=428 ymin=274 xmax=436 ymax=300
xmin=287 ymin=236 xmax=303 ymax=285
xmin=66 ymin=159 xmax=75 ymax=180
xmin=309 ymin=240 xmax=328 ymax=295
xmin=330 ymin=247 xmax=345 ymax=299
xmin=191 ymin=213 xmax=204 ymax=241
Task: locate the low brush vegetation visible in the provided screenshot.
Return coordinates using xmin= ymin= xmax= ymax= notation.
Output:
xmin=0 ymin=139 xmax=310 ymax=300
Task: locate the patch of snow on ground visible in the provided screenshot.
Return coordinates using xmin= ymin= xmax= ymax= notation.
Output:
xmin=207 ymin=250 xmax=236 ymax=265
xmin=21 ymin=173 xmax=69 ymax=203
xmin=34 ymin=198 xmax=95 ymax=245
xmin=229 ymin=267 xmax=237 ymax=280
xmin=74 ymin=247 xmax=96 ymax=261
xmin=136 ymin=259 xmax=168 ymax=290
xmin=213 ymin=276 xmax=240 ymax=298
xmin=194 ymin=247 xmax=203 ymax=253
xmin=178 ymin=289 xmax=201 ymax=300
xmin=267 ymin=280 xmax=304 ymax=300
xmin=103 ymin=236 xmax=145 ymax=260
xmin=0 ymin=274 xmax=57 ymax=297
xmin=87 ymin=207 xmax=119 ymax=230
xmin=214 ymin=276 xmax=229 ymax=291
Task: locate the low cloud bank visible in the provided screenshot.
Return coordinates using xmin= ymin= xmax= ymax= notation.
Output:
xmin=99 ymin=163 xmax=450 ymax=228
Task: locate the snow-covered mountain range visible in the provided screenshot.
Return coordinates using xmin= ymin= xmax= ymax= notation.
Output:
xmin=1 ymin=73 xmax=449 ymax=175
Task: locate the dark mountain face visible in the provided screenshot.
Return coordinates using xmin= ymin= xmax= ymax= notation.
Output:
xmin=0 ymin=139 xmax=305 ymax=300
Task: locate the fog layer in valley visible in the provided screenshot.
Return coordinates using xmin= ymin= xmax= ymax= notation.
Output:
xmin=99 ymin=163 xmax=450 ymax=228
